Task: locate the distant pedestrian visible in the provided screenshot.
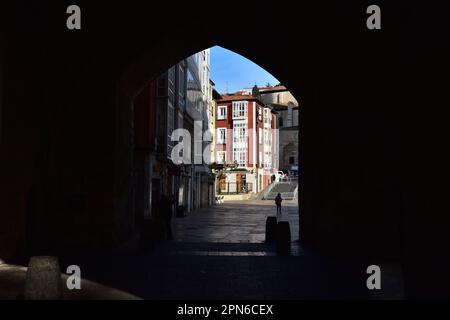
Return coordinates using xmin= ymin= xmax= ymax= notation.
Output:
xmin=161 ymin=195 xmax=175 ymax=240
xmin=275 ymin=193 xmax=282 ymax=216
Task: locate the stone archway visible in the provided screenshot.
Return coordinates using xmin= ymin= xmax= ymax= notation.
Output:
xmin=2 ymin=2 xmax=450 ymax=298
xmin=115 ymin=43 xmax=309 ymax=243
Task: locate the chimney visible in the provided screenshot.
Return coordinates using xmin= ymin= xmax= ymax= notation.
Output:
xmin=252 ymin=85 xmax=260 ymax=99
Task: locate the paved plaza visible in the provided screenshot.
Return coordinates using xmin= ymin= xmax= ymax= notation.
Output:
xmin=165 ymin=199 xmax=301 ymax=255
xmin=62 ymin=200 xmax=371 ymax=299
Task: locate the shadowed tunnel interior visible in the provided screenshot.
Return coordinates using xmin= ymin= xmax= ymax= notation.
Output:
xmin=1 ymin=1 xmax=450 ymax=299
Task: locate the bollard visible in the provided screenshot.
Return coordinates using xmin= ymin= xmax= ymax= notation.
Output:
xmin=24 ymin=256 xmax=62 ymax=300
xmin=265 ymin=216 xmax=278 ymax=242
xmin=276 ymin=221 xmax=291 ymax=255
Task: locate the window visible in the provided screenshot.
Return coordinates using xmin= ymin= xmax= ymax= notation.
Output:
xmin=186 ymin=68 xmax=202 ymax=113
xmin=278 ymin=117 xmax=283 ymax=127
xmin=264 ymin=108 xmax=270 ymax=123
xmin=178 ymin=65 xmax=186 ymax=110
xmin=233 ymin=121 xmax=247 ymax=144
xmin=260 ymin=128 xmax=272 ymax=147
xmin=193 ymin=53 xmax=200 ymax=67
xmin=233 ymin=147 xmax=247 ymax=167
xmin=218 ymin=106 xmax=227 ymax=120
xmin=232 ymin=101 xmax=247 ymax=118
xmin=265 ymin=151 xmax=272 ymax=167
xmin=168 ymin=67 xmax=175 ymax=102
xmin=289 ymin=156 xmax=295 ymax=164
xmin=217 ymin=128 xmax=226 ymax=144
xmin=168 ymin=66 xmax=175 ymax=83
xmin=217 ymin=151 xmax=226 ymax=164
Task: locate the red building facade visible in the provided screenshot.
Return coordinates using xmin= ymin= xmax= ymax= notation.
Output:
xmin=215 ymin=92 xmax=278 ymax=194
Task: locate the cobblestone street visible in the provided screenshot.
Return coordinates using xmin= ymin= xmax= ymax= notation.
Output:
xmin=165 ymin=199 xmax=301 ymax=255
xmin=65 ymin=200 xmax=369 ymax=300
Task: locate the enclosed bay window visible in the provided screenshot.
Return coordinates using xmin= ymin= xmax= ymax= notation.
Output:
xmin=233 ymin=121 xmax=247 ymax=144
xmin=233 ymin=147 xmax=247 ymax=167
xmin=232 ymin=101 xmax=248 ymax=118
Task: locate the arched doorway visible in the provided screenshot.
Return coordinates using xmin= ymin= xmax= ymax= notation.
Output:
xmin=116 ymin=45 xmax=304 ymax=244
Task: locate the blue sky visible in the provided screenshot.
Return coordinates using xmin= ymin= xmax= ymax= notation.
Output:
xmin=210 ymin=46 xmax=280 ymax=94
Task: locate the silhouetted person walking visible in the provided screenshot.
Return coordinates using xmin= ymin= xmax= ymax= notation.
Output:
xmin=161 ymin=195 xmax=174 ymax=240
xmin=275 ymin=193 xmax=282 ymax=216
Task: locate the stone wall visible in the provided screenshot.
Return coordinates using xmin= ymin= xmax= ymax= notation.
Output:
xmin=279 ymin=129 xmax=299 ymax=171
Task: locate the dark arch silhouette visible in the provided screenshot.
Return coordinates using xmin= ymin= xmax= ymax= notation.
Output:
xmin=1 ymin=2 xmax=450 ymax=299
